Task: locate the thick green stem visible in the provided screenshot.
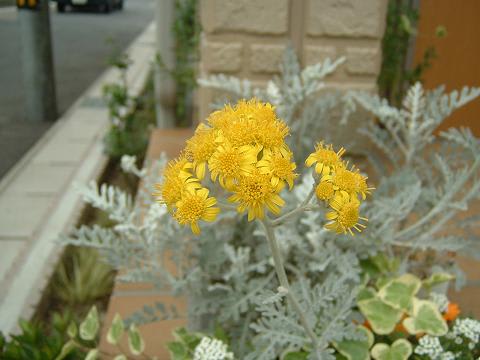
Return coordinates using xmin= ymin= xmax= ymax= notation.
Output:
xmin=260 ymin=218 xmax=321 ymax=358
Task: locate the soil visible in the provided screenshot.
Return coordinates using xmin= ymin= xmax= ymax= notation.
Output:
xmin=33 ymin=157 xmax=142 ymax=326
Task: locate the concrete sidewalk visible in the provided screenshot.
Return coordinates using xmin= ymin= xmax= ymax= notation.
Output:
xmin=0 ymin=21 xmax=156 ymax=335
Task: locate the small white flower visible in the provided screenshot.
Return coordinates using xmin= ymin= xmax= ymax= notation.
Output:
xmin=415 ymin=335 xmax=443 ymax=358
xmin=440 ymin=351 xmax=456 ymax=360
xmin=193 ymin=337 xmax=234 ymax=360
xmin=452 ymin=318 xmax=480 ymax=343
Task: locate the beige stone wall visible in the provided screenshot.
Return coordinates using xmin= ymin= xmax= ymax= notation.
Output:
xmin=197 ymin=0 xmax=388 ymax=121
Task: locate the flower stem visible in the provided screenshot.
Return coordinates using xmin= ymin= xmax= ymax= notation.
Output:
xmin=272 ymin=184 xmax=316 ymax=226
xmin=260 ymin=218 xmax=321 ymax=358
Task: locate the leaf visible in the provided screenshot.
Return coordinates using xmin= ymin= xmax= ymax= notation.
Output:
xmin=54 ymin=340 xmax=76 ymax=360
xmin=79 ymin=306 xmax=99 ymax=341
xmin=167 ymin=341 xmax=188 ymax=360
xmin=371 ymin=254 xmax=400 ymax=274
xmin=260 ymin=289 xmax=287 ymax=304
xmin=128 ymin=324 xmax=145 ymax=355
xmin=173 ymin=327 xmax=202 ymax=348
xmin=107 ymin=313 xmax=124 ymax=345
xmin=283 ymin=351 xmax=309 ymax=360
xmin=357 ymin=287 xmax=375 ymax=302
xmin=378 ymin=274 xmax=421 ymax=312
xmin=333 ymin=326 xmax=373 ymax=360
xmin=67 ymin=322 xmax=77 ymax=339
xmin=113 ymin=356 xmax=127 ymax=360
xmin=358 ymin=297 xmax=403 ymax=335
xmin=422 ymin=272 xmax=454 ymax=290
xmin=85 ymin=349 xmax=99 ymax=360
xmin=371 ymin=339 xmax=412 ymax=360
xmin=402 ymin=299 xmax=448 ymax=336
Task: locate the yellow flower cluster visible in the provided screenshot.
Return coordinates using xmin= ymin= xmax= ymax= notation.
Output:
xmin=306 ymin=143 xmax=373 ymax=235
xmin=154 ymin=99 xmax=297 ymax=234
xmin=154 ymin=99 xmax=372 ymax=236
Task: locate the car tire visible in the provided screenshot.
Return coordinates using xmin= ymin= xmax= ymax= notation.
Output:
xmin=57 ymin=3 xmax=66 ymax=12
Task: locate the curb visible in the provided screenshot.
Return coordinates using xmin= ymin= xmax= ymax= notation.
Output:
xmin=0 ymin=21 xmax=156 ymax=335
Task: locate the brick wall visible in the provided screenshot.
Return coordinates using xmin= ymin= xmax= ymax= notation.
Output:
xmin=197 ymin=0 xmax=388 ymax=121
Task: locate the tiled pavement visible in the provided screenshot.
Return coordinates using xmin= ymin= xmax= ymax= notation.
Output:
xmin=0 ymin=22 xmax=156 ymax=334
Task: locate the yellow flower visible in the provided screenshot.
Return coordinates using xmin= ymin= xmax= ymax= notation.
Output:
xmin=257 ymin=150 xmax=297 ymax=190
xmin=208 ymin=142 xmax=259 ymax=190
xmin=324 ymin=167 xmax=373 ymax=199
xmin=315 ymin=181 xmax=334 ymax=201
xmin=305 ymin=143 xmax=345 ymax=176
xmin=329 ymin=167 xmax=358 ymax=195
xmin=208 ymin=99 xmax=290 ymax=153
xmin=185 ymin=124 xmax=218 ymax=179
xmin=174 ymin=187 xmax=220 ymax=234
xmin=228 ymin=171 xmax=285 ymax=221
xmin=353 ymin=171 xmax=374 ymax=200
xmin=153 ymin=157 xmax=199 ymax=211
xmin=162 ymin=156 xmax=193 ymax=181
xmin=325 ymin=192 xmax=367 ymax=235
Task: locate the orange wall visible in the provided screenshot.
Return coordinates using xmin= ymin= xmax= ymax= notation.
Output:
xmin=414 ymin=0 xmax=480 ymax=135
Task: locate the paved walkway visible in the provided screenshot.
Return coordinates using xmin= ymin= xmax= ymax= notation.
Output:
xmin=0 ymin=22 xmax=156 ymax=335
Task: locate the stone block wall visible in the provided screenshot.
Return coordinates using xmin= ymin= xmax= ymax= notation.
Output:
xmin=197 ymin=0 xmax=388 ymax=121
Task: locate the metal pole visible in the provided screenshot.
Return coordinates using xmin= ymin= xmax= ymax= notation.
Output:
xmin=154 ymin=0 xmax=176 ymax=128
xmin=18 ymin=0 xmax=57 ymax=122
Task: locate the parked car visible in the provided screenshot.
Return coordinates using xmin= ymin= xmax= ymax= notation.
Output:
xmin=52 ymin=0 xmax=124 ymax=13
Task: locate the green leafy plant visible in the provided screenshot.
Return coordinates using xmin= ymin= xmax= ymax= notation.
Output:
xmin=156 ymin=0 xmax=200 ymax=126
xmin=103 ymin=53 xmax=152 ymax=158
xmin=358 ymin=273 xmax=448 ymax=337
xmin=0 ymin=312 xmax=82 ymax=360
xmin=50 ymin=247 xmax=115 ymax=311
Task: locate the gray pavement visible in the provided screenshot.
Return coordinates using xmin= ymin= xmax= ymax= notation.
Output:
xmin=0 ymin=0 xmax=154 ymax=177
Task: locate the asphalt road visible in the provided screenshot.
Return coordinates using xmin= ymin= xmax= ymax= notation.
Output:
xmin=0 ymin=0 xmax=154 ymax=177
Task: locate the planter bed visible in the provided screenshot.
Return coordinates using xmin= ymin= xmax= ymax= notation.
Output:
xmin=99 ymin=128 xmax=193 ymax=359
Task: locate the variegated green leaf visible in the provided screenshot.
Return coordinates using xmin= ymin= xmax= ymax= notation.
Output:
xmin=79 ymin=306 xmax=99 ymax=341
xmin=85 ymin=349 xmax=99 ymax=360
xmin=358 ymin=297 xmax=403 ymax=335
xmin=107 ymin=313 xmax=124 ymax=345
xmin=402 ymin=299 xmax=448 ymax=336
xmin=378 ymin=274 xmax=421 ymax=312
xmin=334 ymin=326 xmax=373 ymax=360
xmin=371 ymin=339 xmax=412 ymax=360
xmin=128 ymin=324 xmax=145 ymax=355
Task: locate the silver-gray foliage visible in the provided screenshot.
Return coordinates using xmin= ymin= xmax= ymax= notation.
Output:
xmin=62 ymin=47 xmax=480 ymax=359
xmin=342 ymin=83 xmax=480 ymax=278
xmin=198 ymin=46 xmax=346 ymax=163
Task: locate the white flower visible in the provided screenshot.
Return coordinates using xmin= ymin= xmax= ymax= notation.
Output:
xmin=415 ymin=335 xmax=443 ymax=358
xmin=440 ymin=351 xmax=456 ymax=360
xmin=193 ymin=337 xmax=234 ymax=360
xmin=452 ymin=318 xmax=480 ymax=343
